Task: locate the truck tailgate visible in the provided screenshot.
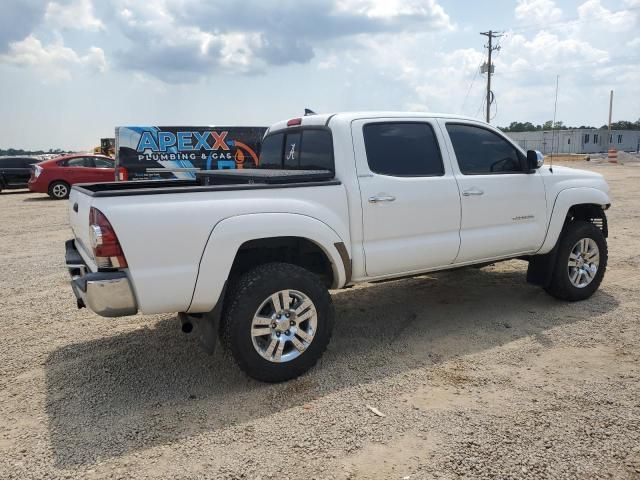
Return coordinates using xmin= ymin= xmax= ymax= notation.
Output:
xmin=68 ymin=187 xmax=97 ymax=270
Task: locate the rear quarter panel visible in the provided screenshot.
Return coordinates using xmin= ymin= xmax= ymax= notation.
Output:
xmin=91 ymin=184 xmax=350 ymax=314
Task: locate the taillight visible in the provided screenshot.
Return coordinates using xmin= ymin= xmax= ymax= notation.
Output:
xmin=89 ymin=207 xmax=128 ymax=268
xmin=34 ymin=165 xmax=43 ymax=178
xmin=118 ymin=167 xmax=128 ymax=181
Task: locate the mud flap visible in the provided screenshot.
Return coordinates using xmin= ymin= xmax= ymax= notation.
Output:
xmin=526 ymin=244 xmax=559 ymax=287
xmin=178 ymin=283 xmax=226 ymax=354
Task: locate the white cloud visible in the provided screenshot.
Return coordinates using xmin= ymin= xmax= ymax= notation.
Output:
xmin=45 ymin=0 xmax=104 ymax=31
xmin=83 ymin=45 xmax=107 ymax=72
xmin=349 ymin=33 xmax=485 ymax=113
xmin=108 ymin=0 xmax=454 ymax=81
xmin=318 ymin=54 xmax=339 ymax=70
xmin=499 ymin=31 xmax=609 ymax=73
xmin=577 ymin=0 xmax=637 ymax=31
xmin=515 ymin=0 xmax=562 ymax=23
xmin=335 ymin=0 xmax=453 ymax=28
xmin=0 ymin=34 xmax=106 ymax=81
xmin=217 ymin=32 xmax=264 ymax=73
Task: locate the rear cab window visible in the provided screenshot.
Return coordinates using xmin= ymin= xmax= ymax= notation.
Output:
xmin=259 ymin=128 xmax=334 ymax=171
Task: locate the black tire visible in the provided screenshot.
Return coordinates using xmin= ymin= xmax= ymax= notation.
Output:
xmin=544 ymin=220 xmax=607 ymax=301
xmin=220 ymin=262 xmax=334 ymax=382
xmin=48 ymin=181 xmax=70 ymax=199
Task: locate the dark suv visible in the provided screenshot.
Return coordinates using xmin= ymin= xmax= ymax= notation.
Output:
xmin=0 ymin=157 xmax=41 ymax=193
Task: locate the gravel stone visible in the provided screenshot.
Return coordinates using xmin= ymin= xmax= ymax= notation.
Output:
xmin=0 ymin=161 xmax=639 ymax=479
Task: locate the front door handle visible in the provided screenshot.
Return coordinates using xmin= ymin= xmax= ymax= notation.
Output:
xmin=462 ymin=188 xmax=484 ymax=196
xmin=368 ymin=194 xmax=396 ymax=203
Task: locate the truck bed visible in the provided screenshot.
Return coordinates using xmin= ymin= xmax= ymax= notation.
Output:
xmin=73 ymin=169 xmax=338 ymax=198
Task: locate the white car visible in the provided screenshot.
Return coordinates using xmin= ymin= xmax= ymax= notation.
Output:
xmin=65 ymin=112 xmax=611 ymax=382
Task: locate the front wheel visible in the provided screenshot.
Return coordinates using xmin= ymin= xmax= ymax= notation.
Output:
xmin=221 ymin=262 xmax=334 ymax=382
xmin=544 ymin=220 xmax=607 ymax=301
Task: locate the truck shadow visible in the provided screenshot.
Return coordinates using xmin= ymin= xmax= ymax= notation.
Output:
xmin=44 ymin=264 xmax=618 ymax=467
xmin=22 ymin=196 xmax=54 ymax=202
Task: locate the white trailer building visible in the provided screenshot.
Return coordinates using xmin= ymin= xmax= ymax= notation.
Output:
xmin=506 ymin=129 xmax=640 ymax=154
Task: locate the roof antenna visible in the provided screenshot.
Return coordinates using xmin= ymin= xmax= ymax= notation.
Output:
xmin=304 ymin=108 xmax=317 ymax=116
xmin=549 ymin=74 xmax=559 ymax=174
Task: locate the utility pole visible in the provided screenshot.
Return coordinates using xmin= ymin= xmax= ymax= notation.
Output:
xmin=607 ymin=90 xmax=614 ymax=147
xmin=480 ymin=30 xmax=502 ymax=123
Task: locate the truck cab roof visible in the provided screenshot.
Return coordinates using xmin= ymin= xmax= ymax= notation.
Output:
xmin=266 ymin=111 xmax=484 ymax=134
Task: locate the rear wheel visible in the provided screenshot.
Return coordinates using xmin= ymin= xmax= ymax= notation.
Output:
xmin=48 ymin=181 xmax=70 ymax=199
xmin=221 ymin=262 xmax=334 ymax=382
xmin=544 ymin=221 xmax=607 ymax=301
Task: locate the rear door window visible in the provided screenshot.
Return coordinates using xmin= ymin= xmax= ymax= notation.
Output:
xmin=363 ymin=122 xmax=444 ymax=176
xmin=61 ymin=157 xmax=91 ymax=167
xmin=93 ymin=157 xmax=114 ymax=168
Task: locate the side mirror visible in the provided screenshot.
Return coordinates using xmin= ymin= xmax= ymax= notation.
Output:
xmin=526 ymin=150 xmax=544 ymax=172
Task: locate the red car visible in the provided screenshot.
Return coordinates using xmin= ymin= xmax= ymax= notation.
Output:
xmin=28 ymin=154 xmax=119 ymax=199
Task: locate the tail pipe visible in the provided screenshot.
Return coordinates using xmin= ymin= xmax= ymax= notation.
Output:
xmin=179 ymin=313 xmax=194 ymax=333
xmin=177 ymin=310 xmax=221 ymax=355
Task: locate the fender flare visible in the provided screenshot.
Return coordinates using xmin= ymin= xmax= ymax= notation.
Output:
xmin=187 ymin=213 xmax=350 ymax=313
xmin=537 ymin=187 xmax=610 ymax=254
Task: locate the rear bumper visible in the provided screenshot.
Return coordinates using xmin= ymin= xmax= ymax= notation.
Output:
xmin=28 ymin=177 xmax=47 ymax=193
xmin=65 ymin=239 xmax=138 ymax=317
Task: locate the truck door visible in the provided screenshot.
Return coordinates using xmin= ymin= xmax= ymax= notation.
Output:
xmin=441 ymin=121 xmax=547 ymax=263
xmin=352 ymin=119 xmax=462 ymax=277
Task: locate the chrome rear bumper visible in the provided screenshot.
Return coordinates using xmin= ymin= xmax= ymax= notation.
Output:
xmin=65 ymin=239 xmax=138 ymax=317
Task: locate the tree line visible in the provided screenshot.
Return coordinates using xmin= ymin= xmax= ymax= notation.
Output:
xmin=0 ymin=148 xmax=71 ymax=157
xmin=500 ymin=119 xmax=640 ymax=132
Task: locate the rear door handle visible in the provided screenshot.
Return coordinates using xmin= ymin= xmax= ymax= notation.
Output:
xmin=368 ymin=194 xmax=396 ymax=203
xmin=73 ymin=203 xmax=78 ymax=212
xmin=462 ymin=188 xmax=484 ymax=196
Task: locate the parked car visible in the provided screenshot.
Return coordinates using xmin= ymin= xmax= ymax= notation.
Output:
xmin=65 ymin=112 xmax=611 ymax=382
xmin=0 ymin=156 xmax=42 ymax=193
xmin=28 ymin=154 xmax=117 ymax=199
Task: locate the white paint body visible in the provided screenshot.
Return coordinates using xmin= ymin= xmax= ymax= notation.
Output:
xmin=69 ymin=112 xmax=611 ymax=315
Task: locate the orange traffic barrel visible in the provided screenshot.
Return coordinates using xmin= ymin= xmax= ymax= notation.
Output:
xmin=608 ymin=148 xmax=618 ymax=163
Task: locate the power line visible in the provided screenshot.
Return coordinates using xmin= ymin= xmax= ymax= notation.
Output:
xmin=492 ymin=54 xmax=640 ymax=76
xmin=474 ymin=95 xmax=485 ymax=120
xmin=459 ymin=59 xmax=483 ymax=115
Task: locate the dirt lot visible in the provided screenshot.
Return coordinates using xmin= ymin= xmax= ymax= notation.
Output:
xmin=1 ymin=161 xmax=639 ymax=479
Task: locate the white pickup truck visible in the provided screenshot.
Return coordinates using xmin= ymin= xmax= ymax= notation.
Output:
xmin=66 ymin=112 xmax=611 ymax=382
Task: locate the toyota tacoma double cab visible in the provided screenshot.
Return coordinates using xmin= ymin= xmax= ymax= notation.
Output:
xmin=65 ymin=112 xmax=611 ymax=382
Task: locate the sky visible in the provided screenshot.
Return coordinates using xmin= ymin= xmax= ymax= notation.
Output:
xmin=0 ymin=0 xmax=638 ymax=150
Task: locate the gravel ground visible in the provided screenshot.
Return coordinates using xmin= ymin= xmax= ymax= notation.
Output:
xmin=1 ymin=160 xmax=639 ymax=479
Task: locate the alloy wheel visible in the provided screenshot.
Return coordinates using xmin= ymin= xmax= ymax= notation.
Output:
xmin=567 ymin=237 xmax=600 ymax=288
xmin=250 ymin=289 xmax=317 ymax=363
